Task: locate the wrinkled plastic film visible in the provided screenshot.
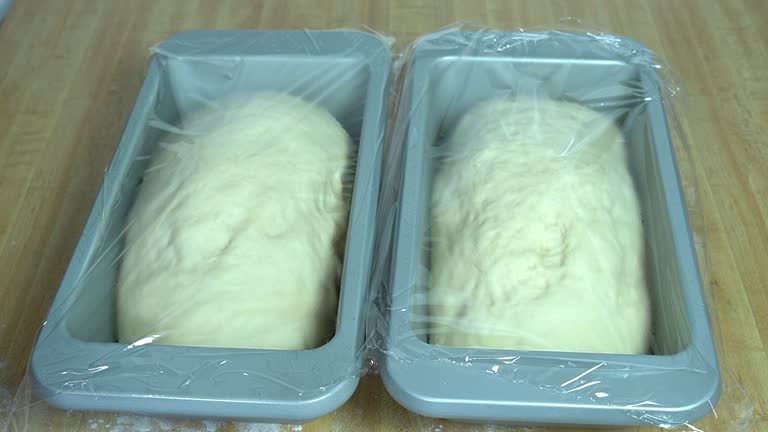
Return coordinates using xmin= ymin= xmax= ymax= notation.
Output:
xmin=5 ymin=24 xmax=754 ymax=432
xmin=10 ymin=29 xmax=392 ymax=428
xmin=369 ymin=24 xmax=753 ymax=431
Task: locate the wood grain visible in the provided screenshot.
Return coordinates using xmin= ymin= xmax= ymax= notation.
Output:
xmin=1 ymin=0 xmax=766 ymax=431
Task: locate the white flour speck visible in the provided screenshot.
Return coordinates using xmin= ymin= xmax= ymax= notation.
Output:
xmin=233 ymin=423 xmax=284 ymax=432
xmin=72 ymin=415 xmax=301 ymax=432
xmin=110 ymin=415 xmax=178 ymax=432
xmin=201 ymin=420 xmax=220 ymax=432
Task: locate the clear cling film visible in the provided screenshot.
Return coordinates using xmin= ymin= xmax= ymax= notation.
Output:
xmin=12 ymin=29 xmax=392 ymax=426
xmin=368 ymin=24 xmax=753 ymax=431
xmin=6 ymin=23 xmax=754 ymax=432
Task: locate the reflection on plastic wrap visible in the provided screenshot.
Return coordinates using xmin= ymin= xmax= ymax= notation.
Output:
xmin=15 ymin=29 xmax=391 ymax=426
xmin=427 ymin=97 xmax=650 ymax=355
xmin=371 ymin=24 xmax=752 ymax=430
xmin=117 ymin=92 xmax=352 ymax=351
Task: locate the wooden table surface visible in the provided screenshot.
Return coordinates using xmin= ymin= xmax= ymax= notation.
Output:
xmin=1 ymin=0 xmax=766 ymax=431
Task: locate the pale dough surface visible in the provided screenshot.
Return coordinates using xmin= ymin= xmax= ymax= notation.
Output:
xmin=429 ymin=98 xmax=651 ymax=354
xmin=117 ymin=93 xmax=352 ymax=350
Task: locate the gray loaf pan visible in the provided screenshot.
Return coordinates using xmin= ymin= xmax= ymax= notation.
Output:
xmin=380 ymin=31 xmax=721 ymax=428
xmin=30 ymin=30 xmax=390 ymax=423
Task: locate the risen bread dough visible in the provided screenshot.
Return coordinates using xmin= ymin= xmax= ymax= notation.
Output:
xmin=117 ymin=93 xmax=351 ymax=350
xmin=429 ymin=98 xmax=650 ymax=354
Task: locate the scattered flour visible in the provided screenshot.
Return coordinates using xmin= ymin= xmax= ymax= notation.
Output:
xmin=201 ymin=420 xmax=219 ymax=432
xmin=110 ymin=415 xmax=177 ymax=432
xmin=88 ymin=416 xmax=298 ymax=432
xmin=232 ymin=423 xmax=285 ymax=432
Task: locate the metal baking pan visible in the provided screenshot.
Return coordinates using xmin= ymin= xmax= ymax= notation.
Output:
xmin=30 ymin=29 xmax=390 ymax=423
xmin=380 ymin=30 xmax=720 ymax=428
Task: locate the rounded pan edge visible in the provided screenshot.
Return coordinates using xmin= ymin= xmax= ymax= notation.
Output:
xmin=379 ymin=351 xmax=721 ymax=428
xmin=31 ymin=361 xmax=361 ymax=424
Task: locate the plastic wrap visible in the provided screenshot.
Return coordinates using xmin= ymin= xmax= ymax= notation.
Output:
xmin=5 ymin=23 xmax=754 ymax=432
xmin=8 ymin=29 xmax=391 ymax=429
xmin=369 ymin=25 xmax=754 ymax=430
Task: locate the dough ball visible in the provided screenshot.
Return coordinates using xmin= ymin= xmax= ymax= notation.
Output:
xmin=429 ymin=98 xmax=651 ymax=354
xmin=117 ymin=92 xmax=352 ymax=350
